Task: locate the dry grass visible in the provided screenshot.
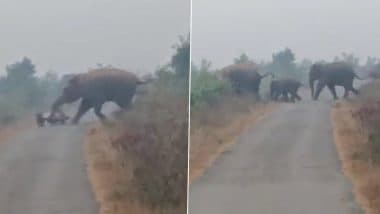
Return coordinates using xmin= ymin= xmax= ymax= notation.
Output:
xmin=85 ymin=125 xmax=177 ymax=214
xmin=359 ymin=80 xmax=380 ymax=101
xmin=332 ymin=101 xmax=380 ymax=214
xmin=190 ymin=96 xmax=277 ymax=183
xmin=85 ymin=124 xmax=187 ymax=214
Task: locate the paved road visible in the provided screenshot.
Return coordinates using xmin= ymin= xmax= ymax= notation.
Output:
xmin=189 ymin=88 xmax=362 ymax=213
xmin=0 ymin=105 xmax=106 ymax=213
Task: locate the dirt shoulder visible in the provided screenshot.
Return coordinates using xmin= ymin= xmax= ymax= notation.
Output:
xmin=332 ymin=101 xmax=380 ymax=214
xmin=0 ymin=117 xmax=35 ymax=144
xmin=190 ymin=101 xmax=277 ymax=183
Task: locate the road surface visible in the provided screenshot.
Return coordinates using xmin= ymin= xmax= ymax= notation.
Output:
xmin=0 ymin=105 xmax=109 ymax=214
xmin=189 ymin=88 xmax=362 ymax=213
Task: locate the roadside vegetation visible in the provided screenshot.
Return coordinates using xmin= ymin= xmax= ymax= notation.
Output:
xmin=85 ymin=36 xmax=189 ymax=214
xmin=0 ymin=57 xmax=64 ymax=125
xmin=0 ymin=57 xmax=69 ymax=143
xmin=332 ymin=75 xmax=380 ymax=213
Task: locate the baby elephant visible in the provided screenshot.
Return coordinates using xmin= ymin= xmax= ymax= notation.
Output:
xmin=270 ymin=79 xmax=302 ymax=102
xmin=36 ymin=112 xmax=69 ymax=127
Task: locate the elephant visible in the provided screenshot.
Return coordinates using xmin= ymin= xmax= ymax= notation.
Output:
xmin=309 ymin=62 xmax=364 ymax=100
xmin=50 ymin=68 xmax=149 ymax=124
xmin=270 ymin=79 xmax=302 ymax=102
xmin=221 ymin=63 xmax=274 ymax=98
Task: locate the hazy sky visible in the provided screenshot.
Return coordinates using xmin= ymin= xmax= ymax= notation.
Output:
xmin=192 ymin=0 xmax=380 ymax=68
xmin=0 ymin=0 xmax=189 ymax=76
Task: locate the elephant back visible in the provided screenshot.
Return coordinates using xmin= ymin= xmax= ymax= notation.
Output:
xmin=64 ymin=67 xmax=143 ymax=98
xmin=69 ymin=68 xmax=141 ymax=86
xmin=220 ymin=63 xmax=261 ymax=82
xmin=68 ymin=68 xmax=141 ymax=87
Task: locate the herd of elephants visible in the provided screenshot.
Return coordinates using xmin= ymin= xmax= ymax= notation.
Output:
xmin=36 ymin=62 xmax=364 ymax=126
xmin=221 ymin=61 xmax=364 ymax=103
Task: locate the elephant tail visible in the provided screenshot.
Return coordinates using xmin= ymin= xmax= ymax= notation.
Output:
xmin=261 ymin=72 xmax=275 ymax=79
xmin=136 ymin=79 xmax=152 ymax=85
xmin=354 ymin=73 xmax=366 ymax=80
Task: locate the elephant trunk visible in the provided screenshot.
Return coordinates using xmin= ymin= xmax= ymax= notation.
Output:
xmin=51 ymin=96 xmax=66 ymax=114
xmin=309 ymin=78 xmax=315 ymax=99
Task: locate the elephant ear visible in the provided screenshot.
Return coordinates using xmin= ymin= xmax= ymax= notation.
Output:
xmin=68 ymin=76 xmax=80 ymax=86
xmin=63 ymin=76 xmax=80 ymax=97
xmin=311 ymin=64 xmax=322 ymax=72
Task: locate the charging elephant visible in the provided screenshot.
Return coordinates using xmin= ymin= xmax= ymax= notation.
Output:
xmin=270 ymin=79 xmax=302 ymax=102
xmin=221 ymin=63 xmax=274 ymax=98
xmin=50 ymin=68 xmax=149 ymax=124
xmin=309 ymin=62 xmax=364 ymax=100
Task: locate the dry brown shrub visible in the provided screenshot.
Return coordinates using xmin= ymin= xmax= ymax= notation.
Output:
xmin=85 ymin=77 xmax=188 ymax=214
xmin=332 ymin=98 xmax=380 ymax=214
xmin=110 ymin=79 xmax=187 ymax=211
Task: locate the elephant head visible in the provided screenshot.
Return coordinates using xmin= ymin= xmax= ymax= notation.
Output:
xmin=309 ymin=64 xmax=323 ymax=98
xmin=51 ymin=76 xmax=82 ymax=113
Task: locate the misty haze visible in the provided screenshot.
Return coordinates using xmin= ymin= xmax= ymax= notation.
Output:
xmin=0 ymin=0 xmax=189 ymax=75
xmin=192 ymin=0 xmax=380 ymax=67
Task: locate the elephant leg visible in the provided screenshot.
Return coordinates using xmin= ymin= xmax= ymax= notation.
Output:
xmin=327 ymin=84 xmax=338 ymax=100
xmin=295 ymin=92 xmax=302 ymax=101
xmin=94 ymin=103 xmax=106 ymax=121
xmin=350 ymin=87 xmax=359 ymax=96
xmin=270 ymin=90 xmax=275 ymax=100
xmin=275 ymin=92 xmax=280 ymax=101
xmin=343 ymin=87 xmax=349 ymax=98
xmin=236 ymin=86 xmax=242 ymax=94
xmin=272 ymin=91 xmax=279 ymax=101
xmin=274 ymin=92 xmax=278 ymax=100
xmin=289 ymin=92 xmax=297 ymax=102
xmin=314 ymin=81 xmax=326 ymax=100
xmin=72 ymin=99 xmax=92 ymax=124
xmin=282 ymin=92 xmax=289 ymax=102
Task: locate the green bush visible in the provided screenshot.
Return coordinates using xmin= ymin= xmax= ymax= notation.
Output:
xmin=191 ymin=71 xmax=231 ymax=107
xmin=0 ymin=58 xmax=63 ymax=125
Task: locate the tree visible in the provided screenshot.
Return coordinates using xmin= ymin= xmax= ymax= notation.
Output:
xmin=272 ymin=48 xmax=295 ymax=67
xmin=6 ymin=57 xmax=36 ymax=82
xmin=199 ymin=58 xmax=212 ymax=73
xmin=170 ymin=35 xmax=190 ymax=78
xmin=233 ymin=53 xmax=254 ymax=64
xmin=365 ymin=56 xmax=379 ymax=68
xmin=298 ymin=58 xmax=313 ymax=72
xmin=269 ymin=48 xmax=297 ymax=77
xmin=334 ymin=52 xmax=359 ymax=67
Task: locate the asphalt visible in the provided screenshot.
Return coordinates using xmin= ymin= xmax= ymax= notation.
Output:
xmin=0 ymin=105 xmax=105 ymax=214
xmin=189 ymin=88 xmax=362 ymax=214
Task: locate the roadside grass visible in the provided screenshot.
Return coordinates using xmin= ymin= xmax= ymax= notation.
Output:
xmin=358 ymin=80 xmax=380 ymax=100
xmin=85 ymin=78 xmax=188 ymax=214
xmin=332 ymin=80 xmax=380 ymax=214
xmin=190 ymin=94 xmax=277 ymax=183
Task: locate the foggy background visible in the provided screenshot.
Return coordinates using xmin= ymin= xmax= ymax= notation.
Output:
xmin=0 ymin=0 xmax=189 ymax=75
xmin=192 ymin=0 xmax=380 ymax=67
